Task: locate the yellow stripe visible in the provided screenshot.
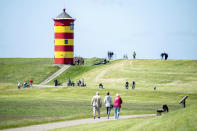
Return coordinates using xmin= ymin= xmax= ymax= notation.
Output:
xmin=55 ymin=39 xmax=73 ymax=45
xmin=55 ymin=51 xmax=73 ymax=58
xmin=54 ymin=26 xmax=74 ymax=33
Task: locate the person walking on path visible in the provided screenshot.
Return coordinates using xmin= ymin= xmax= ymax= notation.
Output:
xmin=104 ymin=92 xmax=113 ymax=119
xmin=113 ymin=93 xmax=123 ymax=120
xmin=91 ymin=91 xmax=102 ymax=119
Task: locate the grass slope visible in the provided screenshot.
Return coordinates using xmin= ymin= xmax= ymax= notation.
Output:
xmin=0 ymin=58 xmax=59 ymax=84
xmin=0 ymin=59 xmax=197 ymax=129
xmin=48 ymin=57 xmax=105 ymax=85
xmin=76 ymin=59 xmax=197 ymax=93
xmin=52 ymin=104 xmax=197 ymax=131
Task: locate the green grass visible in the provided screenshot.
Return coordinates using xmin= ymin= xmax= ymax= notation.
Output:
xmin=0 ymin=58 xmax=59 ymax=84
xmin=75 ymin=59 xmax=197 ymax=93
xmin=0 ymin=86 xmax=197 ymax=129
xmin=52 ymin=104 xmax=197 ymax=131
xmin=0 ymin=58 xmax=197 ymax=129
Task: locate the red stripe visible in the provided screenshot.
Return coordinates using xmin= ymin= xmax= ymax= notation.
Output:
xmin=54 ymin=58 xmax=73 ymax=64
xmin=55 ymin=45 xmax=73 ymax=51
xmin=55 ymin=33 xmax=74 ymax=39
xmin=54 ymin=20 xmax=74 ymax=26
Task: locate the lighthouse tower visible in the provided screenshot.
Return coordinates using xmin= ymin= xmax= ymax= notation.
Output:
xmin=53 ymin=8 xmax=75 ymax=64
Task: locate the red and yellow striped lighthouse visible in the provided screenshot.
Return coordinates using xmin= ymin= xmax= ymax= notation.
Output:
xmin=53 ymin=8 xmax=75 ymax=64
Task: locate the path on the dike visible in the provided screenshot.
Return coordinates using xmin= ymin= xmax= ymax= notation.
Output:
xmin=40 ymin=65 xmax=71 ymax=85
xmin=1 ymin=114 xmax=156 ymax=131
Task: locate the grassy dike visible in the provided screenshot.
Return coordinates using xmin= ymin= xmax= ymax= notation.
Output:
xmin=0 ymin=58 xmax=59 ymax=84
xmin=0 ymin=58 xmax=197 ymax=129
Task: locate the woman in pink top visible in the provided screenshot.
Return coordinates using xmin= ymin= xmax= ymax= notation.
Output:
xmin=113 ymin=93 xmax=122 ymax=120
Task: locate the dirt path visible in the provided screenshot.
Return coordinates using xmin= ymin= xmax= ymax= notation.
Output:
xmin=95 ymin=60 xmax=132 ymax=81
xmin=32 ymin=84 xmax=65 ymax=88
xmin=1 ymin=114 xmax=155 ymax=131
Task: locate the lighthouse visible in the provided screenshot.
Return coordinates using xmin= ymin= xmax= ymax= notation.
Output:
xmin=53 ymin=8 xmax=75 ymax=64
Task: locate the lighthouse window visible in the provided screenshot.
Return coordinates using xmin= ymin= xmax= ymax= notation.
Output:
xmin=65 ymin=40 xmax=68 ymax=44
xmin=70 ymin=22 xmax=74 ymax=30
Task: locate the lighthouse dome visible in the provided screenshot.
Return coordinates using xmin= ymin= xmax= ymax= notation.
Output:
xmin=54 ymin=8 xmax=73 ymax=19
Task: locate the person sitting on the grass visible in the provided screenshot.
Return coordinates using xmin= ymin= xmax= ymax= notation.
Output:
xmin=23 ymin=82 xmax=28 ymax=88
xmin=81 ymin=78 xmax=85 ymax=87
xmin=77 ymin=80 xmax=81 ymax=86
xmin=154 ymin=86 xmax=156 ymax=90
xmin=17 ymin=81 xmax=21 ymax=89
xmin=99 ymin=83 xmax=104 ymax=89
xmin=71 ymin=81 xmax=75 ymax=87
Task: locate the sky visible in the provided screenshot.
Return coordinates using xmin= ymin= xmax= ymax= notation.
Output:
xmin=0 ymin=0 xmax=197 ymax=59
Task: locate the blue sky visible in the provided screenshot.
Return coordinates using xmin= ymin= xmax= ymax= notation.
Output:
xmin=0 ymin=0 xmax=197 ymax=59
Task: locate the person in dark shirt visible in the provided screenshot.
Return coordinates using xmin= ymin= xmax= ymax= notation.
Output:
xmin=125 ymin=81 xmax=129 ymax=89
xmin=54 ymin=79 xmax=58 ymax=86
xmin=132 ymin=81 xmax=135 ymax=89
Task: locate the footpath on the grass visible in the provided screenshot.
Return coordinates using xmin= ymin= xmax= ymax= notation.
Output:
xmin=40 ymin=65 xmax=71 ymax=85
xmin=1 ymin=114 xmax=156 ymax=131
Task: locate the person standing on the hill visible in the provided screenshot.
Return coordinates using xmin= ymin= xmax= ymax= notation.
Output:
xmin=161 ymin=53 xmax=164 ymax=60
xmin=113 ymin=93 xmax=123 ymax=120
xmin=104 ymin=92 xmax=112 ymax=119
xmin=132 ymin=81 xmax=135 ymax=90
xmin=68 ymin=78 xmax=71 ymax=86
xmin=133 ymin=51 xmax=136 ymax=59
xmin=91 ymin=91 xmax=102 ymax=119
xmin=125 ymin=81 xmax=129 ymax=89
xmin=29 ymin=80 xmax=33 ymax=87
xmin=164 ymin=53 xmax=168 ymax=60
xmin=54 ymin=79 xmax=58 ymax=86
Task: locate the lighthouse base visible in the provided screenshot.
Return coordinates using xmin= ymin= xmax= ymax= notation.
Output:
xmin=54 ymin=58 xmax=73 ymax=65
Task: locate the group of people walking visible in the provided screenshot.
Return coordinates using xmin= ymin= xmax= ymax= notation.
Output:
xmin=91 ymin=91 xmax=123 ymax=120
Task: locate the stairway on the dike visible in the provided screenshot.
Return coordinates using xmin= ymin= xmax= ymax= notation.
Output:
xmin=40 ymin=65 xmax=71 ymax=85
